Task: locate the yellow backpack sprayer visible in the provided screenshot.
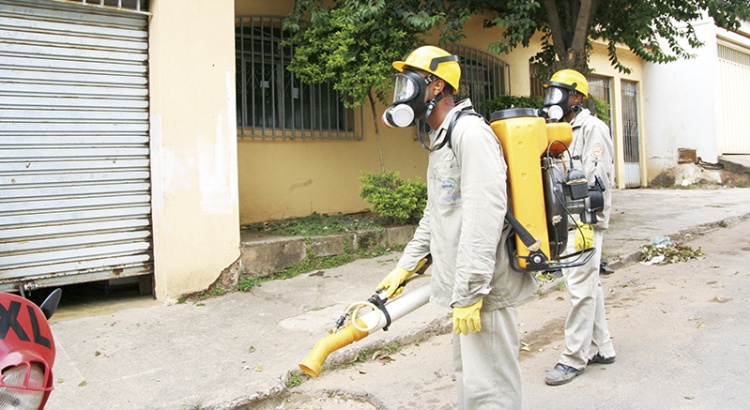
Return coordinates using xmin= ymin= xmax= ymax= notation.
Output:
xmin=299 ymin=107 xmax=605 ymax=378
xmin=492 ymin=107 xmax=604 ymax=272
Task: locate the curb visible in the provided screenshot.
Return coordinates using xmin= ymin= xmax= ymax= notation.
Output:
xmin=239 ymin=226 xmax=417 ymax=280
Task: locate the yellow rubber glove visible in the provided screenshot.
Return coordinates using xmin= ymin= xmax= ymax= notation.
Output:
xmin=376 ymin=267 xmax=415 ymax=299
xmin=574 ymin=221 xmax=595 ymax=251
xmin=453 ymin=299 xmax=483 ymax=335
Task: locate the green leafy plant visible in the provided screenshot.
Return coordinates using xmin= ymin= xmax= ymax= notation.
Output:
xmin=478 ymin=0 xmax=750 ymax=73
xmin=359 ymin=171 xmax=427 ymax=225
xmin=241 ymin=212 xmax=381 ymax=237
xmin=479 ymin=95 xmax=544 ymax=115
xmin=481 ymin=94 xmax=610 ymax=124
xmin=589 ymin=95 xmax=611 ymax=123
xmin=284 ymin=0 xmax=467 ymax=172
xmin=284 ymin=371 xmax=304 ymax=388
xmin=384 ymin=341 xmax=401 ymax=355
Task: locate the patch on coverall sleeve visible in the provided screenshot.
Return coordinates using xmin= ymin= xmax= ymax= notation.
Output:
xmin=590 ymin=143 xmax=605 ymax=161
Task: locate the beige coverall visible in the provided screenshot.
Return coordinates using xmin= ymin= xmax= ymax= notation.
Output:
xmin=397 ymin=100 xmax=537 ymax=409
xmin=559 ymin=108 xmax=617 ymax=370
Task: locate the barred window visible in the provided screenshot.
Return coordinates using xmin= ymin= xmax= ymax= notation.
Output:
xmin=446 ymin=44 xmax=510 ymax=117
xmin=65 ymin=0 xmax=148 ymax=12
xmin=529 ymin=63 xmax=546 ymax=98
xmin=587 ymin=74 xmax=613 ymax=131
xmin=235 ymin=16 xmax=363 ymax=140
xmin=415 ymin=45 xmax=509 ymax=136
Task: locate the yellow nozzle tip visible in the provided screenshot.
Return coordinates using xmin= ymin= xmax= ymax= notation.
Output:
xmin=299 ymin=362 xmax=320 ymax=378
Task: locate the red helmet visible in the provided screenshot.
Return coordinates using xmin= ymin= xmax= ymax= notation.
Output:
xmin=0 ymin=292 xmax=58 ymax=409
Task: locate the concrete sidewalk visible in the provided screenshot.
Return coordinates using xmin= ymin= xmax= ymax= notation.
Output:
xmin=46 ymin=187 xmax=750 ymax=410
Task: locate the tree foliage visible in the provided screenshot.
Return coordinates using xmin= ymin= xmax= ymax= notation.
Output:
xmin=284 ymin=0 xmax=468 ymax=108
xmin=282 ymin=0 xmax=749 ymax=171
xmin=284 ymin=0 xmax=469 ymax=172
xmin=470 ymin=0 xmax=750 ymax=75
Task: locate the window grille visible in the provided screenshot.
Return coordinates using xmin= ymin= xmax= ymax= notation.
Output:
xmin=235 ymin=15 xmax=363 ymax=140
xmin=414 ymin=45 xmax=510 ymax=136
xmin=63 ymin=0 xmax=148 ymax=12
xmin=718 ymin=43 xmax=750 ymax=67
xmin=587 ymin=74 xmax=613 ymax=132
xmin=621 ymin=80 xmax=641 ymax=187
xmin=445 ymin=45 xmax=510 ymax=118
xmin=529 ymin=64 xmax=546 ymax=98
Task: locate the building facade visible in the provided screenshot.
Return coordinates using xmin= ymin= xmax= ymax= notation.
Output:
xmin=1 ymin=0 xmax=649 ymax=299
xmin=643 ymin=18 xmax=750 ymax=184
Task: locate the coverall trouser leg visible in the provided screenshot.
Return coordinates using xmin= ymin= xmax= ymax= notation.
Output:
xmin=559 ymin=230 xmax=615 ymax=369
xmin=453 ymin=306 xmax=522 ymax=410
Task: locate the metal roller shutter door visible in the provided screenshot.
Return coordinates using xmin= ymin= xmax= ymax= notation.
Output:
xmin=717 ymin=43 xmax=750 ymax=154
xmin=0 ymin=0 xmax=152 ymax=292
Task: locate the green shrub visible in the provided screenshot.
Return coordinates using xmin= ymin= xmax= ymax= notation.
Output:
xmin=480 ymin=94 xmax=611 ymax=123
xmin=359 ymin=171 xmax=426 ymax=225
xmin=478 ymin=95 xmax=544 ymax=115
xmin=588 ymin=94 xmax=611 ymax=123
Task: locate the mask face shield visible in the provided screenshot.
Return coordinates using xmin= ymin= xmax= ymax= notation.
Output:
xmin=382 ymin=70 xmax=432 ymax=128
xmin=392 ymin=73 xmax=419 ymax=104
xmin=541 ymin=84 xmax=579 ymax=121
xmin=543 ymin=86 xmax=567 ymax=106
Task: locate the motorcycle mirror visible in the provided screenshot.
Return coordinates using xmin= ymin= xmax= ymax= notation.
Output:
xmin=40 ymin=288 xmax=62 ymax=320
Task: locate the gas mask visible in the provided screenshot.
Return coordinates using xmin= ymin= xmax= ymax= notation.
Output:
xmin=539 ymin=85 xmax=582 ymax=122
xmin=381 ymin=70 xmax=437 ymax=128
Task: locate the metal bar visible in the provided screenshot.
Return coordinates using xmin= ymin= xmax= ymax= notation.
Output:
xmin=250 ymin=16 xmax=257 ymax=135
xmin=238 ymin=17 xmax=246 ymax=135
xmin=235 ymin=15 xmax=363 ymax=140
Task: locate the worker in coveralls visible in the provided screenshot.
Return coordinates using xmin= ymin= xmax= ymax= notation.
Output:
xmin=377 ymin=45 xmax=537 ymax=409
xmin=541 ymin=69 xmax=617 ymax=386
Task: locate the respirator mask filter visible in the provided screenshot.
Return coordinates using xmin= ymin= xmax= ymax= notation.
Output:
xmin=540 ymin=83 xmax=582 ymax=121
xmin=382 ymin=71 xmax=433 ymax=128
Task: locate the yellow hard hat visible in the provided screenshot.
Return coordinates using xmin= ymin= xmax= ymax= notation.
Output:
xmin=393 ymin=46 xmax=461 ymax=93
xmin=546 ymin=69 xmax=589 ymax=98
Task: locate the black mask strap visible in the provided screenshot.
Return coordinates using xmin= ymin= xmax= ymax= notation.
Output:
xmin=429 ymin=55 xmax=459 ymax=71
xmin=423 ymin=93 xmax=444 ymax=124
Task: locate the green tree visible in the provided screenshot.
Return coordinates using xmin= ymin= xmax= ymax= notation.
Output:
xmin=470 ymin=0 xmax=750 ymax=76
xmin=283 ymin=0 xmax=468 ymax=172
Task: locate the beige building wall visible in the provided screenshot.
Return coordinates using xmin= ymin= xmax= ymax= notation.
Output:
xmin=588 ymin=41 xmax=647 ymax=188
xmin=236 ymin=0 xmax=427 ymax=224
xmin=149 ymin=0 xmax=240 ymax=300
xmin=236 ymin=2 xmax=645 ymax=224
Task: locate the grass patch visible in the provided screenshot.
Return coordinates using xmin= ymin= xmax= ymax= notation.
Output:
xmin=284 ymin=371 xmax=305 ymax=388
xmin=384 ymin=341 xmax=401 ymax=355
xmin=237 ymin=244 xmax=401 ymax=292
xmin=241 ymin=211 xmax=386 ymax=237
xmin=177 ymin=285 xmax=227 ymax=304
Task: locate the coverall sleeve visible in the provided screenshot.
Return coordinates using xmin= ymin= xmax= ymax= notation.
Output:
xmin=450 ymin=117 xmax=508 ymax=307
xmin=398 ymin=198 xmax=432 ymax=272
xmin=580 ymin=119 xmax=615 ymax=226
xmin=581 ymin=122 xmax=614 ymax=187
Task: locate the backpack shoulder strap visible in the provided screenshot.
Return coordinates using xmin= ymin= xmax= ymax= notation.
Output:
xmin=432 ymin=107 xmax=485 ymax=151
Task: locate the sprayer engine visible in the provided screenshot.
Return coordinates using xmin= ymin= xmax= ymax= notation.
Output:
xmin=490 ymin=107 xmax=604 ymax=273
xmin=542 ymin=156 xmax=605 ymax=260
